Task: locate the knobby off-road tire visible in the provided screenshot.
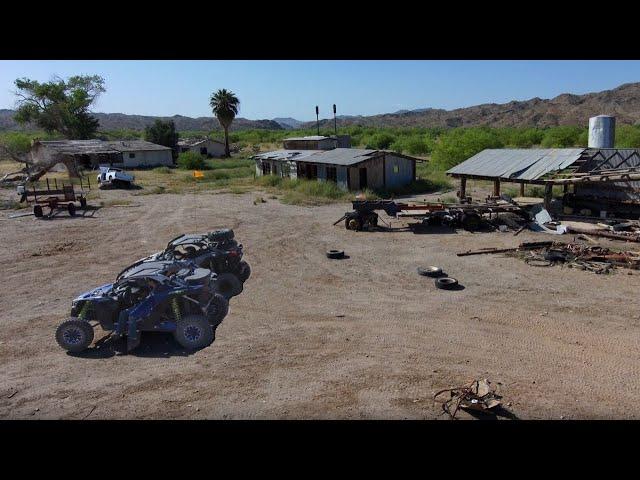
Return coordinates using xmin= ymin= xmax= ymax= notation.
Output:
xmin=207 ymin=293 xmax=229 ymax=327
xmin=238 ymin=261 xmax=251 ymax=283
xmin=55 ymin=318 xmax=94 ymax=352
xmin=67 ymin=203 xmax=76 ymax=216
xmin=173 ymin=314 xmax=214 ymax=350
xmin=215 ymin=272 xmax=243 ymax=299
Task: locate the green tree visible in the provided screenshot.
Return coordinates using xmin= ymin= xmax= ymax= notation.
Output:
xmin=209 ymin=89 xmax=240 ymax=157
xmin=177 ymin=151 xmax=207 ymax=170
xmin=144 ymin=119 xmax=179 ymax=156
xmin=13 ymin=75 xmax=105 ymax=139
xmin=431 ymin=128 xmax=503 ymax=170
xmin=540 ymin=126 xmax=584 ymax=148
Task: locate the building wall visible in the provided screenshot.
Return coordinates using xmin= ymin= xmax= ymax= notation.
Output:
xmin=122 ymin=150 xmax=173 ymax=168
xmin=348 ymin=156 xmax=384 ymax=190
xmin=337 ymin=167 xmax=349 ymax=189
xmin=181 ymin=140 xmax=225 ymax=158
xmin=384 ymin=153 xmax=416 ymax=189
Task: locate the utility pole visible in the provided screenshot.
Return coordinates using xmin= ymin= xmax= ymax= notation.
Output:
xmin=333 ymin=104 xmax=337 ymax=135
xmin=315 ymin=105 xmax=319 ymax=136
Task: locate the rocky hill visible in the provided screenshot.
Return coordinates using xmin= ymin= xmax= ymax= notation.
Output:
xmin=306 ymin=82 xmax=640 ymax=129
xmin=0 ymin=110 xmax=283 ymax=132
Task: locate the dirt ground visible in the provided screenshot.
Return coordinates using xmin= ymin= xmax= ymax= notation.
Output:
xmin=2 ymin=185 xmax=640 ymax=420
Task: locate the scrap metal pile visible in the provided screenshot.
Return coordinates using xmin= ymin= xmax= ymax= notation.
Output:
xmin=434 ymin=379 xmax=503 ymax=419
xmin=458 ymin=240 xmax=640 ymax=274
xmin=336 ymin=199 xmax=529 ymax=233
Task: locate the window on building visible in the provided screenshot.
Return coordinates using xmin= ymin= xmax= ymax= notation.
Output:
xmin=200 ymin=147 xmax=207 ymax=155
xmin=326 ymin=166 xmax=337 ymax=182
xmin=393 ymin=164 xmax=399 ymax=173
xmin=129 ymin=153 xmax=136 ymax=159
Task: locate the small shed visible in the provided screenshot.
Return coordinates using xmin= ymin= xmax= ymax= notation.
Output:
xmin=177 ymin=138 xmax=226 ymax=158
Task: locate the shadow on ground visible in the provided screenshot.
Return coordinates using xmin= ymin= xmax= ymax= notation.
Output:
xmin=69 ymin=331 xmax=209 ymax=359
xmin=464 ymin=406 xmax=520 ymax=420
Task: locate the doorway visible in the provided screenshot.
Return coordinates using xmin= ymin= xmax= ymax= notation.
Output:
xmin=359 ymin=168 xmax=368 ymax=189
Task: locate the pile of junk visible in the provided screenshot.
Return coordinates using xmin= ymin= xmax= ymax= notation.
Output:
xmin=55 ymin=229 xmax=251 ymax=353
xmin=335 ymin=196 xmax=640 ymax=242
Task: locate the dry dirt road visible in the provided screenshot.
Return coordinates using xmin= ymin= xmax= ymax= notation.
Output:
xmin=1 ymin=188 xmax=640 ymax=420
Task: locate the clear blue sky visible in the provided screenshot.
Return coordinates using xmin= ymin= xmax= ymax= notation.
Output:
xmin=1 ymin=60 xmax=639 ymax=121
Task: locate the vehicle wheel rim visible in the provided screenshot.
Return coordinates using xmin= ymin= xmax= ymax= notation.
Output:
xmin=63 ymin=327 xmax=84 ymax=345
xmin=184 ymin=325 xmax=202 ymax=342
xmin=348 ymin=219 xmax=358 ymax=229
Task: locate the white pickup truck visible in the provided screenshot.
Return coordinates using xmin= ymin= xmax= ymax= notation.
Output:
xmin=97 ymin=166 xmax=135 ymax=188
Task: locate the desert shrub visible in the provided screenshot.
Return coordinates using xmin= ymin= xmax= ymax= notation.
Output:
xmin=615 ymin=125 xmax=640 ymax=148
xmin=153 ymin=166 xmax=173 ymax=174
xmin=177 ymin=151 xmax=207 ymax=170
xmin=365 ymin=132 xmax=396 ymax=150
xmin=540 ymin=126 xmax=584 ymax=148
xmin=431 ymin=128 xmax=503 ymax=170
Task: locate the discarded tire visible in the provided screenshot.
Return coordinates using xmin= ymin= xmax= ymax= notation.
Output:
xmin=326 ymin=249 xmax=345 ymax=259
xmin=55 ymin=318 xmax=94 ymax=352
xmin=435 ymin=277 xmax=459 ymax=290
xmin=173 ymin=314 xmax=214 ymax=350
xmin=417 ymin=266 xmax=443 ymax=277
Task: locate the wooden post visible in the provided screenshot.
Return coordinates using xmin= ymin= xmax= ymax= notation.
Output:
xmin=519 ymin=183 xmax=525 ymax=197
xmin=459 ymin=177 xmax=467 ymax=199
xmin=493 ymin=179 xmax=500 ymax=197
xmin=544 ymin=183 xmax=553 ymax=211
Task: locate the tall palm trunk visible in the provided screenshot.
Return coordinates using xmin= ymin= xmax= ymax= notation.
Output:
xmin=224 ymin=126 xmax=230 ymax=157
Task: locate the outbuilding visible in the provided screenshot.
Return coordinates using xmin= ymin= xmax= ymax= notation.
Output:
xmin=253 ymin=148 xmax=418 ymax=191
xmin=177 ymin=138 xmax=226 ymax=158
xmin=31 ymin=139 xmax=173 ymax=169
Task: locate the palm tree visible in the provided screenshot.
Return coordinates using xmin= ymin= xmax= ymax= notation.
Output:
xmin=209 ymin=89 xmax=240 ymax=158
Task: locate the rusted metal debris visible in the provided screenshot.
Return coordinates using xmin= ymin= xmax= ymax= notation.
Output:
xmin=434 ymin=379 xmax=502 ymax=419
xmin=457 ymin=241 xmax=553 ymax=257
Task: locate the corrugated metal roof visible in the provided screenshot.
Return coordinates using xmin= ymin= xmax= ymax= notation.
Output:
xmin=283 ymin=136 xmax=330 ymax=141
xmin=253 ymin=148 xmax=384 ymax=166
xmin=38 ymin=139 xmax=171 ymax=154
xmin=178 ymin=138 xmax=224 ymax=147
xmin=447 ymin=148 xmax=585 ymax=180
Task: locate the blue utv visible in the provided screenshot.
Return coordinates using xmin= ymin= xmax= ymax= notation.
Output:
xmin=55 ymin=260 xmax=230 ymax=353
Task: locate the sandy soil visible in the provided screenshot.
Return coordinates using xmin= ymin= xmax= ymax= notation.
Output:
xmin=1 ymin=186 xmax=640 ymax=420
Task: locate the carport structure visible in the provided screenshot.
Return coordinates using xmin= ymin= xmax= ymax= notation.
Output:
xmin=447 ymin=148 xmax=588 ymax=208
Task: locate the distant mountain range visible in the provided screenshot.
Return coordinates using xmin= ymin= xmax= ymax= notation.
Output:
xmin=2 ymin=82 xmax=640 ymax=133
xmin=0 ymin=110 xmax=284 ymax=132
xmin=305 ymin=82 xmax=640 ymax=129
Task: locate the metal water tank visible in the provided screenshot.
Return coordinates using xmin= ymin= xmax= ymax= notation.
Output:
xmin=588 ymin=115 xmax=615 ymax=148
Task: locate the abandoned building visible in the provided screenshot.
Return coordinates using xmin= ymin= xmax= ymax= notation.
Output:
xmin=177 ymin=138 xmax=226 ymax=158
xmin=447 ymin=115 xmax=640 ymax=217
xmin=30 ymin=140 xmax=174 ymax=169
xmin=253 ymin=135 xmax=420 ymax=191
